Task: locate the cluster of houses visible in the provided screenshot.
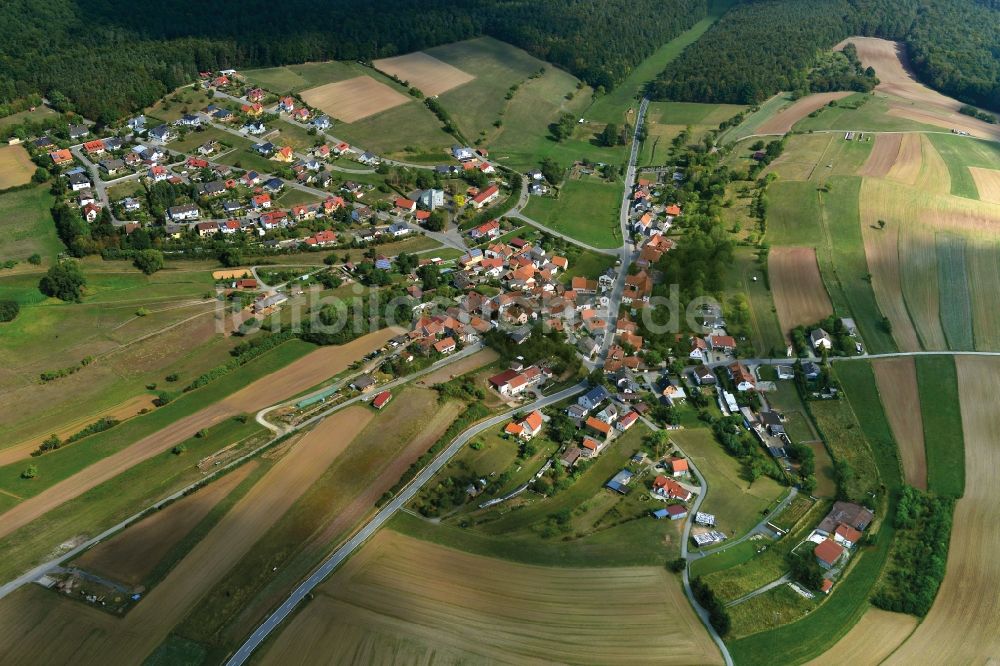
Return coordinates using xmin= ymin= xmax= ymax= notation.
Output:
xmin=628 ymin=177 xmax=682 ymax=241
xmin=809 ymin=501 xmax=874 ymax=593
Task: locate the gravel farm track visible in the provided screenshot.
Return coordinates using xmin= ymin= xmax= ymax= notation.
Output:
xmin=0 ymin=327 xmax=403 ymax=541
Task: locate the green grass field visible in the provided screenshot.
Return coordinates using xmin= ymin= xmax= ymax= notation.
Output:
xmin=272 ymin=120 xmax=318 ymax=152
xmin=926 ymin=134 xmax=1000 ymax=200
xmin=242 ymin=61 xmax=371 ymax=94
xmin=727 ymin=583 xmax=819 ymax=639
xmin=640 ymin=101 xmax=748 ymax=165
xmin=0 ymin=106 xmax=58 ymax=129
xmin=0 ymin=186 xmax=60 ymax=265
xmin=521 ymin=178 xmax=622 ymax=248
xmin=169 ymin=127 xmax=249 ymax=155
xmin=391 ymin=509 xmax=683 ymax=567
xmin=332 ymin=101 xmax=454 ymax=160
xmin=0 ymin=339 xmax=314 ymax=497
xmin=689 ymin=539 xmax=762 ymax=577
xmin=914 ymin=356 xmax=965 ymax=497
xmin=936 ymin=234 xmax=974 ymax=350
xmin=791 ymin=93 xmax=941 ymax=135
xmin=720 ymin=93 xmax=794 ymax=144
xmin=670 ymin=428 xmax=786 ymax=541
xmin=729 ymin=248 xmax=785 ymax=356
xmin=0 ymin=416 xmax=267 ymax=584
xmin=765 ymin=133 xmax=872 ymax=182
xmin=764 ymin=181 xmax=823 ymax=246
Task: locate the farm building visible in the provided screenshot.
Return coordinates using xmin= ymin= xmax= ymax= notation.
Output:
xmin=815 ymin=538 xmax=845 ymax=569
xmin=692 ymin=531 xmax=727 ymax=547
xmin=695 ymin=512 xmax=716 ymax=526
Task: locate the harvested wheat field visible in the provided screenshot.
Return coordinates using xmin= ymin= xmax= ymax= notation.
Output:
xmin=419 ymin=348 xmax=498 ymax=385
xmin=0 ymin=393 xmax=157 ymax=467
xmin=837 ymin=37 xmax=1000 ymax=142
xmin=858 ymin=178 xmax=923 ymax=352
xmin=769 ymin=247 xmax=833 ymax=337
xmin=858 ymin=133 xmax=902 ymax=178
xmin=969 ymin=167 xmax=1000 ymax=205
xmin=0 ymin=327 xmax=402 ymax=541
xmin=757 ymin=92 xmax=852 ymax=135
xmin=211 ymin=268 xmax=254 ymax=280
xmin=260 ymin=530 xmax=723 ymax=666
xmin=884 ymin=133 xmax=921 ymax=185
xmin=0 ymin=406 xmax=373 ymax=666
xmin=806 ymin=607 xmax=917 ymax=666
xmin=886 ymin=357 xmax=1000 ymax=664
xmin=72 ymin=462 xmax=257 ymax=586
xmin=373 ymin=52 xmax=474 ymax=97
xmin=300 ymin=76 xmax=410 ymax=123
xmin=0 ymin=144 xmax=34 ymax=189
xmin=872 ymin=358 xmax=926 ymax=489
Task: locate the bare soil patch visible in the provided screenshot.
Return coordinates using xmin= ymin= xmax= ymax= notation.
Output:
xmin=419 ymin=349 xmax=499 ymax=386
xmin=887 ymin=357 xmax=1000 ymax=664
xmin=757 ymin=92 xmax=852 ymax=135
xmin=806 ymin=607 xmax=917 ymax=665
xmin=0 ymin=406 xmax=373 ymax=666
xmin=969 ymin=167 xmax=1000 ymax=205
xmin=373 ymin=52 xmax=474 ymax=97
xmin=872 ymin=358 xmax=926 ymax=489
xmin=859 ymin=133 xmax=902 ymax=178
xmin=0 ymin=144 xmax=34 ymax=189
xmin=260 ymin=530 xmax=723 ymax=665
xmin=211 ymin=268 xmax=254 ymax=280
xmin=300 ymin=76 xmax=410 ymax=123
xmin=0 ymin=394 xmax=157 ymax=467
xmin=769 ymin=247 xmax=833 ymax=337
xmin=0 ymin=327 xmax=402 ymax=541
xmin=73 ymin=462 xmax=257 ymax=586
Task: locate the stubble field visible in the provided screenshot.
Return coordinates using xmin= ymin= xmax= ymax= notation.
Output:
xmin=886 ymin=357 xmax=1000 ymax=663
xmin=871 ymin=358 xmax=926 ymax=489
xmin=259 ymin=530 xmax=723 ymax=665
xmin=768 ymin=246 xmax=833 ymax=338
xmin=300 ymin=76 xmax=411 ymax=123
xmin=373 ymin=52 xmax=474 ymax=96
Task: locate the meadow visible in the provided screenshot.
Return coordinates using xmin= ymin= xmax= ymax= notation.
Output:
xmin=521 ymin=178 xmax=623 ymax=248
xmin=914 ymin=356 xmax=964 ymax=497
xmin=0 ymin=185 xmax=60 ymax=266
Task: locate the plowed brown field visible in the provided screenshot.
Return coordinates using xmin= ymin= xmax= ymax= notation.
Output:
xmin=757 ymin=92 xmax=852 ymax=135
xmin=373 ymin=52 xmax=474 ymax=96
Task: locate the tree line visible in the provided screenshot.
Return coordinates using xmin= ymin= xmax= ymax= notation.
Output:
xmin=647 ymin=0 xmax=1000 ymax=113
xmin=0 ymin=0 xmax=706 ymax=123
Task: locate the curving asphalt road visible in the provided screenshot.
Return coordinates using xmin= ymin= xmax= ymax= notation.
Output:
xmin=225 ymin=381 xmax=587 ymax=666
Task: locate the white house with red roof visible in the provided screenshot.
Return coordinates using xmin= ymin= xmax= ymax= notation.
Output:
xmin=470 ymin=184 xmax=500 ymax=209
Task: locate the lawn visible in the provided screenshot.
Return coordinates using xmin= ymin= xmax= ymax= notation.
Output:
xmin=333 ymin=101 xmax=454 ymax=161
xmin=272 ymin=120 xmax=319 ymax=152
xmin=764 ymin=181 xmax=823 ymax=246
xmin=0 ymin=105 xmax=58 ymax=129
xmin=169 ymin=126 xmax=248 ymax=154
xmin=728 ymin=247 xmax=785 ymax=357
xmin=215 ymin=147 xmax=282 ymax=174
xmin=670 ymin=428 xmax=787 ymax=540
xmin=914 ymin=356 xmax=964 ymax=497
xmin=0 ymin=185 xmax=60 ymax=265
xmin=522 ymin=178 xmax=622 ymax=248
xmin=690 ymin=539 xmax=765 ymax=578
xmin=0 ymin=416 xmax=267 ymax=585
xmin=274 ymin=188 xmax=325 ymax=207
xmin=144 ymin=86 xmax=216 ymax=124
xmin=560 ymin=248 xmax=617 ymax=282
xmin=926 ymin=133 xmax=1000 ymax=200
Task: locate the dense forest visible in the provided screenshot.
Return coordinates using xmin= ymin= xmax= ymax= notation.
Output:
xmin=0 ymin=0 xmax=705 ymax=122
xmin=648 ymin=0 xmax=1000 ymax=112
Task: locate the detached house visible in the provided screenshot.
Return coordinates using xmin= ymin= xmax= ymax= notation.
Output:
xmin=470 ymin=184 xmax=500 ymax=209
xmin=652 ymin=475 xmax=692 ymax=502
xmin=505 ymin=410 xmax=543 ymax=440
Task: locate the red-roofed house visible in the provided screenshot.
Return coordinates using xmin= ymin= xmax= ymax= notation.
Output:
xmin=395 ymin=197 xmax=417 ymax=213
xmin=669 ymin=457 xmax=689 ymax=476
xmin=815 ymin=539 xmax=845 ymax=569
xmin=279 ymin=97 xmax=295 ymax=113
xmin=49 ymin=149 xmax=73 ymax=165
xmin=251 ymin=193 xmax=271 ymax=210
xmin=187 ymin=157 xmax=209 ymax=169
xmin=728 ymin=362 xmax=756 ymax=392
xmin=834 ymin=523 xmax=863 ymax=548
xmin=471 ymin=184 xmax=499 ymax=209
xmin=617 ymin=411 xmax=639 ymax=431
xmin=585 ymin=416 xmax=612 ymax=438
xmin=580 ymin=436 xmax=606 ymax=457
xmin=434 ymin=337 xmax=456 ymax=354
xmin=372 ymin=390 xmax=392 ymax=410
xmin=470 ymin=219 xmax=500 ymax=240
xmin=665 ymin=204 xmax=682 ymax=217
xmin=83 ymin=140 xmax=105 ymax=155
xmin=652 ymin=475 xmax=692 ymax=501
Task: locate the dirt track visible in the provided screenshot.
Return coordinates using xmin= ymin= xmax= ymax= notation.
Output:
xmin=0 ymin=406 xmax=373 ymax=666
xmin=757 ymin=92 xmax=852 ymax=135
xmin=0 ymin=328 xmax=402 ymax=541
xmin=872 ymin=358 xmax=926 ymax=489
xmin=73 ymin=462 xmax=258 ymax=586
xmin=886 ymin=357 xmax=1000 ymax=663
xmin=768 ymin=247 xmax=833 ymax=337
